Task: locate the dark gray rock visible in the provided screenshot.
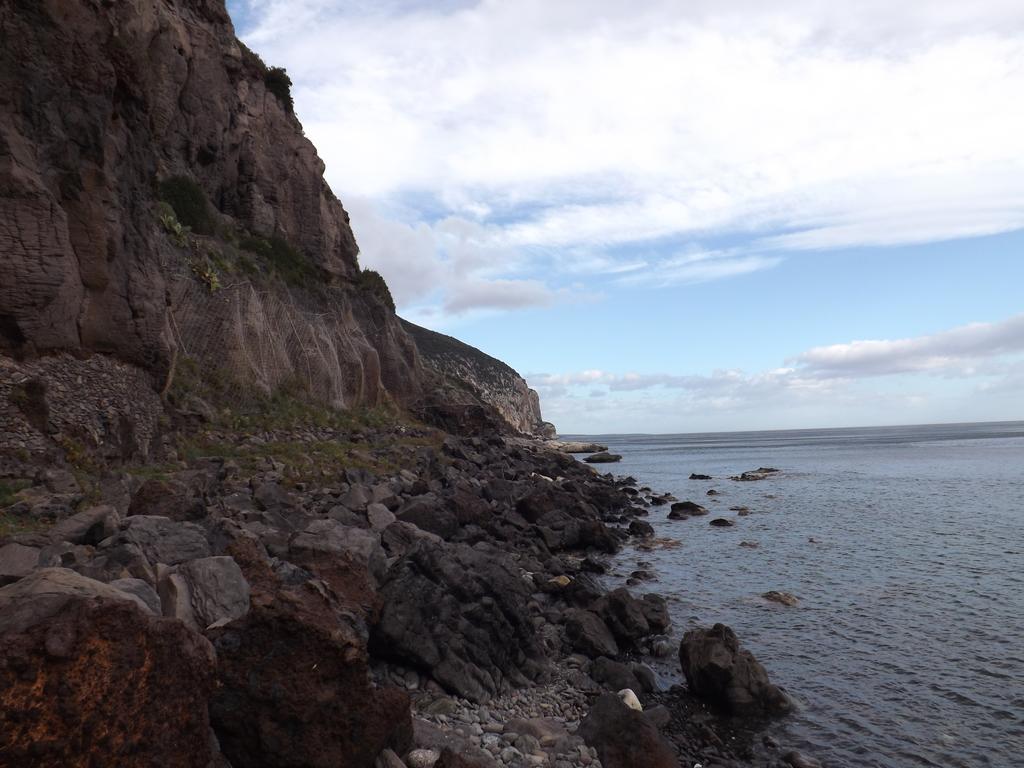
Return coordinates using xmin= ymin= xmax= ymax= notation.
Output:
xmin=579 ymin=693 xmax=676 ymax=768
xmin=373 ymin=539 xmax=546 ymax=702
xmin=679 ymin=623 xmax=792 ymax=716
xmin=0 ymin=543 xmax=40 ymax=585
xmin=159 ymin=556 xmax=251 ymax=631
xmin=111 ymin=515 xmax=210 ymax=566
xmin=48 ymin=504 xmax=119 ymax=545
xmin=396 ymin=497 xmax=459 ymax=539
xmin=565 ymin=609 xmax=619 ymax=659
xmin=109 ymin=577 xmax=162 ymax=615
xmin=591 ymin=656 xmax=642 ymax=692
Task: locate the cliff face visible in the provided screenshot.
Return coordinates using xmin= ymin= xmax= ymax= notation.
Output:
xmin=401 ymin=319 xmax=556 ymax=438
xmin=0 ymin=0 xmax=551 ymax=457
xmin=0 ymin=0 xmax=416 ymax=399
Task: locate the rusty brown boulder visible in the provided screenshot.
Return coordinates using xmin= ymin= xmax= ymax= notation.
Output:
xmin=209 ymin=540 xmax=412 ymax=768
xmin=0 ymin=571 xmax=216 ymax=768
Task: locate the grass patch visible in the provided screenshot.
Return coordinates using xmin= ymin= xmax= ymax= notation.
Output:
xmin=264 ymin=67 xmax=294 ymax=113
xmin=358 ymin=269 xmax=396 ymax=311
xmin=0 ymin=511 xmax=48 ymax=537
xmin=0 ymin=479 xmax=31 ymax=509
xmin=238 ymin=233 xmax=317 ymax=287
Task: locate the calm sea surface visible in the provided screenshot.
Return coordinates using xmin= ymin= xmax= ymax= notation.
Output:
xmin=566 ymin=422 xmax=1024 ymax=768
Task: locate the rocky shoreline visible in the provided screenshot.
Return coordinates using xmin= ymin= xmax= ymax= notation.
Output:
xmin=1 ymin=411 xmax=816 ymax=768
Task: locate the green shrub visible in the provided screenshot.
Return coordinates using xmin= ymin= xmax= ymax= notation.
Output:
xmin=158 ymin=176 xmax=215 ymax=235
xmin=239 ymin=233 xmax=316 ymax=286
xmin=264 ymin=67 xmax=294 ymax=113
xmin=157 ymin=202 xmax=189 ymax=246
xmin=358 ymin=269 xmax=396 ymax=311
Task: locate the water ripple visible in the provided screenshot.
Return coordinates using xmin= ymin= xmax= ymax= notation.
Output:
xmin=593 ymin=423 xmax=1024 ymax=768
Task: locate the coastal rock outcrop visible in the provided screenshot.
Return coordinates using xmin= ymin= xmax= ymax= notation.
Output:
xmin=678 ymin=623 xmax=792 ymax=716
xmin=400 ymin=319 xmax=555 ymax=437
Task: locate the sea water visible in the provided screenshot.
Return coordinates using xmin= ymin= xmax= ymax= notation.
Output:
xmin=568 ymin=422 xmax=1024 ymax=767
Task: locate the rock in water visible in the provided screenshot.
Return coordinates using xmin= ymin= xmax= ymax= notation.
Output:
xmin=762 ymin=590 xmax=799 ymax=607
xmin=579 ymin=693 xmax=676 ymax=768
xmin=669 ymin=500 xmax=708 ymax=519
xmin=678 ymin=623 xmax=792 ymax=716
xmin=0 ymin=573 xmax=216 ymax=767
xmin=709 ymin=517 xmax=735 ymax=527
xmin=583 ymin=452 xmax=622 ymax=463
xmin=372 ymin=539 xmax=546 ymax=702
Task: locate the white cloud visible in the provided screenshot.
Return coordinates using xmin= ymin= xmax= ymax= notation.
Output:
xmin=235 ymin=0 xmax=1024 ymax=318
xmin=529 ymin=313 xmax=1024 ymax=431
xmin=793 ymin=313 xmax=1024 ymax=377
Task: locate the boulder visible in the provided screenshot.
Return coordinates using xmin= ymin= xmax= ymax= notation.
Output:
xmin=678 ymin=623 xmax=792 ymax=716
xmin=48 ymin=504 xmax=120 ymax=545
xmin=688 ymin=473 xmax=712 ymax=480
xmin=397 ymin=497 xmax=459 ymax=540
xmin=0 ymin=542 xmax=40 ymax=585
xmin=110 ymin=515 xmax=210 ymax=565
xmin=578 ymin=693 xmax=676 ymax=768
xmin=591 ymin=656 xmax=642 ymax=692
xmin=709 ymin=517 xmax=735 ymax=527
xmin=209 ymin=540 xmax=412 ymax=768
xmin=0 ymin=569 xmax=154 ymax=628
xmin=159 ymin=556 xmax=251 ymax=631
xmin=0 ymin=574 xmax=215 ymax=767
xmin=290 ymin=519 xmax=387 ymax=584
xmin=583 ymin=452 xmax=622 ymax=464
xmin=627 ymin=520 xmax=654 ymax=538
xmin=373 ymin=539 xmax=546 ymax=702
xmin=640 ymin=594 xmax=671 ymax=634
xmin=564 ymin=609 xmax=619 ymax=659
xmin=367 ymin=502 xmax=397 ymax=531
xmin=109 ymin=577 xmax=162 ymax=615
xmin=597 ymin=588 xmax=651 ymax=646
xmin=128 ymin=477 xmax=206 ymax=521
xmin=668 ymin=500 xmax=707 ymax=519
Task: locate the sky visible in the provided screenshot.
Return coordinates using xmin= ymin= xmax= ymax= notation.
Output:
xmin=227 ymin=0 xmax=1024 ymax=433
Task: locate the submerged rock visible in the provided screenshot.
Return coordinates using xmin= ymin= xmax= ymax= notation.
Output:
xmin=762 ymin=590 xmax=799 ymax=607
xmin=689 ymin=473 xmax=712 ymax=480
xmin=709 ymin=517 xmax=735 ymax=527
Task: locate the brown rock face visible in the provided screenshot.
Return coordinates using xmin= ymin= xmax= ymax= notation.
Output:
xmin=578 ymin=693 xmax=678 ymax=768
xmin=0 ymin=0 xmax=420 ymax=408
xmin=0 ymin=597 xmax=216 ymax=768
xmin=209 ymin=540 xmax=412 ymax=768
xmin=401 ymin=319 xmax=555 ymax=436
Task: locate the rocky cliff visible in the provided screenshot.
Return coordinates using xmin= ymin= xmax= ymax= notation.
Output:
xmin=401 ymin=320 xmax=555 ymax=438
xmin=0 ymin=0 xmax=550 ymax=459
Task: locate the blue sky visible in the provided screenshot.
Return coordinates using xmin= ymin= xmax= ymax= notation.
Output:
xmin=227 ymin=1 xmax=1024 ymax=433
